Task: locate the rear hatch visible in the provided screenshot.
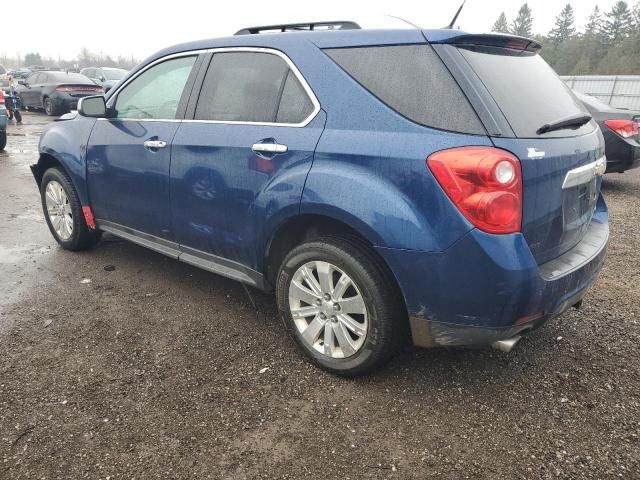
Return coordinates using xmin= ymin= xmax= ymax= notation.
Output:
xmin=431 ymin=34 xmax=604 ymax=264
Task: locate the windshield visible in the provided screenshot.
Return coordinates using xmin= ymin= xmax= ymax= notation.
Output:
xmin=459 ymin=48 xmax=592 ymax=138
xmin=103 ymin=69 xmax=127 ymax=80
xmin=0 ymin=65 xmax=6 ymax=74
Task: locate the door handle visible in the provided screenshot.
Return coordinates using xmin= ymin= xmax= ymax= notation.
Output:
xmin=143 ymin=140 xmax=167 ymax=150
xmin=251 ymin=143 xmax=288 ymax=154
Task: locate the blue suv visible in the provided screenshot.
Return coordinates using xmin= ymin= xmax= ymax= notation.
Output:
xmin=32 ymin=23 xmax=609 ymax=376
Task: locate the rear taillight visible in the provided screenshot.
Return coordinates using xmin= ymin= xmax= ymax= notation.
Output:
xmin=55 ymin=85 xmax=104 ymax=93
xmin=427 ymin=146 xmax=522 ymax=234
xmin=0 ymin=89 xmax=4 ymax=104
xmin=604 ymin=119 xmax=639 ymax=139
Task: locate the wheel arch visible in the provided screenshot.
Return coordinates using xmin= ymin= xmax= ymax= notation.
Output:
xmin=31 ymin=152 xmax=90 ymax=206
xmin=32 ymin=116 xmax=97 ymax=205
xmin=262 ymin=213 xmax=403 ymax=303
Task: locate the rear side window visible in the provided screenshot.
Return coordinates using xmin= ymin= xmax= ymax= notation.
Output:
xmin=276 ymin=70 xmax=314 ymax=123
xmin=195 ymin=52 xmax=315 ymax=124
xmin=325 ymin=45 xmax=485 ymax=135
xmin=458 ymin=48 xmax=591 ymax=138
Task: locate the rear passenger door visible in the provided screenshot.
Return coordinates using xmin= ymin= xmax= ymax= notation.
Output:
xmin=171 ymin=49 xmax=325 ymax=270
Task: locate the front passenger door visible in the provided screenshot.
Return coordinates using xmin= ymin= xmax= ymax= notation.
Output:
xmin=86 ymin=55 xmax=199 ymax=240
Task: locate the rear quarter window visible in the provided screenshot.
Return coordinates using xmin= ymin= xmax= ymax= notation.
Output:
xmin=324 ymin=45 xmax=485 ymax=135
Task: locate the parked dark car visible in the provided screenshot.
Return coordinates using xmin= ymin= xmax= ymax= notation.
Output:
xmin=31 ymin=23 xmax=609 ymax=376
xmin=80 ymin=67 xmax=128 ymax=92
xmin=575 ymin=92 xmax=640 ymax=173
xmin=8 ymin=68 xmax=32 ymax=80
xmin=16 ymin=71 xmax=104 ymax=116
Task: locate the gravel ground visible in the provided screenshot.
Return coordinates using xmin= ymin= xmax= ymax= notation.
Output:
xmin=0 ymin=113 xmax=639 ymax=479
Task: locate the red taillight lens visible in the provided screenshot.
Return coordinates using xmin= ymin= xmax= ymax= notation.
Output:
xmin=0 ymin=89 xmax=4 ymax=104
xmin=604 ymin=119 xmax=639 ymax=138
xmin=55 ymin=85 xmax=104 ymax=93
xmin=427 ymin=146 xmax=522 ymax=234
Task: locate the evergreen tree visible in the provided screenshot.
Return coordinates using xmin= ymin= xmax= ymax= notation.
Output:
xmin=602 ymin=1 xmax=634 ymax=44
xmin=492 ymin=12 xmax=509 ymax=33
xmin=585 ymin=6 xmax=604 ymax=35
xmin=548 ymin=4 xmax=576 ymax=45
xmin=510 ymin=3 xmax=534 ymax=37
xmin=633 ymin=1 xmax=640 ymax=29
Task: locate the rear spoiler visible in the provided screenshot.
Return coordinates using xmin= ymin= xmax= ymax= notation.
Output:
xmin=435 ymin=34 xmax=542 ymax=53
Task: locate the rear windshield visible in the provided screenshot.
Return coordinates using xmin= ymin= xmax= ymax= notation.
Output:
xmin=325 ymin=45 xmax=485 ymax=135
xmin=458 ymin=48 xmax=591 ymax=138
xmin=48 ymin=72 xmax=91 ymax=83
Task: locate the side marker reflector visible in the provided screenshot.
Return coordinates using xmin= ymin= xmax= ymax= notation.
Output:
xmin=82 ymin=206 xmax=96 ymax=230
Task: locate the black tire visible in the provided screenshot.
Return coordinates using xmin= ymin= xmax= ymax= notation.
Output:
xmin=0 ymin=130 xmax=6 ymax=151
xmin=43 ymin=97 xmax=57 ymax=116
xmin=276 ymin=236 xmax=406 ymax=376
xmin=40 ymin=167 xmax=101 ymax=250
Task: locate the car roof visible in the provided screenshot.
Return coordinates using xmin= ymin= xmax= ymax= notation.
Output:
xmin=145 ymin=28 xmax=469 ymax=63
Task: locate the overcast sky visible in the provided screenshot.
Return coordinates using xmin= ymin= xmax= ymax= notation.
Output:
xmin=2 ymin=0 xmax=623 ymax=61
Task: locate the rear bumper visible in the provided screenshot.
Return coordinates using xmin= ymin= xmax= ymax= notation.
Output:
xmin=50 ymin=93 xmax=94 ymax=113
xmin=377 ymin=195 xmax=609 ymax=348
xmin=605 ymin=137 xmax=640 ymax=173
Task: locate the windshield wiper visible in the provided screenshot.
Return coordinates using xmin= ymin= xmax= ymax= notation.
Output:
xmin=536 ymin=114 xmax=592 ymax=135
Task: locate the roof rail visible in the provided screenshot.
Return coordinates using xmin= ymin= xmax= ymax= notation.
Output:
xmin=234 ymin=21 xmax=361 ymax=35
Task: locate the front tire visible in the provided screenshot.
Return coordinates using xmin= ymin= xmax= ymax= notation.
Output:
xmin=40 ymin=167 xmax=101 ymax=250
xmin=276 ymin=236 xmax=405 ymax=376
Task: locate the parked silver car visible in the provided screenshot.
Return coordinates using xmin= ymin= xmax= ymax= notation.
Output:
xmin=80 ymin=67 xmax=127 ymax=92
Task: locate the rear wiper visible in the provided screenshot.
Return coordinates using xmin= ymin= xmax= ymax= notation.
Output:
xmin=536 ymin=114 xmax=592 ymax=135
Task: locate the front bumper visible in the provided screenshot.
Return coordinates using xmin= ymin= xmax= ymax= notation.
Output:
xmin=377 ymin=195 xmax=609 ymax=349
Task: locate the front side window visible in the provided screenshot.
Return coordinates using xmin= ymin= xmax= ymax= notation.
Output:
xmin=115 ymin=56 xmax=196 ymax=120
xmin=195 ymin=52 xmax=314 ymax=124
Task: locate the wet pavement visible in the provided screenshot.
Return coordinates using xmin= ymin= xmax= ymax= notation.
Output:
xmin=0 ymin=112 xmax=639 ymax=479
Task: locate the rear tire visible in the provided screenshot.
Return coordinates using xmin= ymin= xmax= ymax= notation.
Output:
xmin=40 ymin=167 xmax=101 ymax=250
xmin=276 ymin=236 xmax=405 ymax=376
xmin=0 ymin=130 xmax=6 ymax=151
xmin=42 ymin=97 xmax=60 ymax=117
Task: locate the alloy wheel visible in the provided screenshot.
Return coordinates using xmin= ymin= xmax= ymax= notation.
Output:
xmin=44 ymin=180 xmax=73 ymax=240
xmin=288 ymin=261 xmax=368 ymax=358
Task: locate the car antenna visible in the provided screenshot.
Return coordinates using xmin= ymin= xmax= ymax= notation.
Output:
xmin=445 ymin=0 xmax=467 ymax=29
xmin=386 ymin=15 xmax=422 ymax=30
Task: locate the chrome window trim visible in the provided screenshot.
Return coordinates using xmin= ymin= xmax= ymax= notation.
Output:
xmin=103 ymin=47 xmax=320 ymax=128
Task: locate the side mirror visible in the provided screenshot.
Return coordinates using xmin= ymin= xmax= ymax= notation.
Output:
xmin=78 ymin=95 xmax=107 ymax=117
xmin=18 ymin=80 xmax=26 ymax=86
xmin=99 ymin=76 xmax=106 ymax=82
